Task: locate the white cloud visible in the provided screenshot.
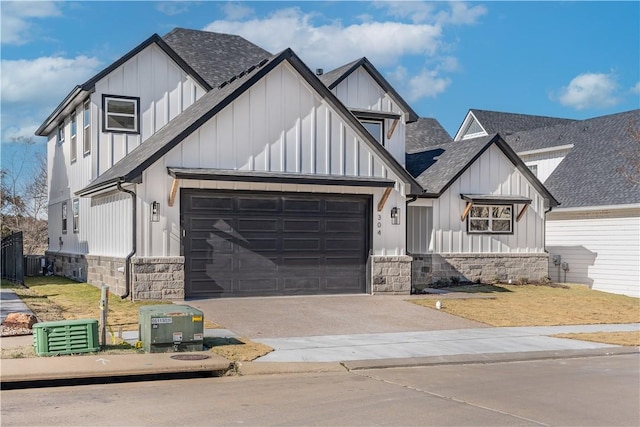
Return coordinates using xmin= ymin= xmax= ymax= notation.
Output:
xmin=1 ymin=56 xmax=101 ymax=143
xmin=221 ymin=2 xmax=255 ymax=20
xmin=406 ymin=69 xmax=452 ymax=101
xmin=631 ymin=82 xmax=640 ymax=94
xmin=203 ymin=3 xmax=486 ymax=104
xmin=0 ymin=1 xmax=62 ymax=45
xmin=375 ymin=1 xmax=486 ymax=25
xmin=204 ymin=7 xmax=442 ymax=70
xmin=1 ymin=56 xmax=102 ymax=105
xmin=441 ymin=2 xmax=488 ymax=25
xmin=156 ymin=2 xmax=191 ymax=16
xmin=556 ymin=72 xmax=620 ymax=110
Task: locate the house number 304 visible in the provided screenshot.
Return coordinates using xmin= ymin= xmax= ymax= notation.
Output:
xmin=377 ymin=215 xmax=382 ymax=235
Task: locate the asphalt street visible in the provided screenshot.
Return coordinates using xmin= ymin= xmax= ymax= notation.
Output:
xmin=2 ymin=354 xmax=638 ymax=426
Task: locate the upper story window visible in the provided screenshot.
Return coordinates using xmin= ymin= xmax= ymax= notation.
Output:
xmin=83 ymin=100 xmax=91 ymax=155
xmin=468 ymin=204 xmax=513 ymax=234
xmin=361 ymin=120 xmax=384 ymax=146
xmin=102 ymin=95 xmax=140 ymax=133
xmin=57 ymin=122 xmax=65 ymax=146
xmin=528 ymin=164 xmax=538 ymax=177
xmin=62 ymin=202 xmax=68 ymax=234
xmin=70 ymin=115 xmax=77 ymax=163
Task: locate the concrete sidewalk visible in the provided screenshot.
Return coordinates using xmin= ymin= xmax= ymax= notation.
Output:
xmin=0 ymin=288 xmax=35 ymax=323
xmin=254 ymin=323 xmax=640 ymax=362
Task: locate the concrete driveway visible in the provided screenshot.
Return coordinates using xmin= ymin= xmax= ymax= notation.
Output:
xmin=187 ymin=294 xmax=487 ymax=339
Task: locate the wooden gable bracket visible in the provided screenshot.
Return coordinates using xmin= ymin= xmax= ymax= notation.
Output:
xmin=516 ymin=204 xmax=529 ymax=222
xmin=168 ymin=178 xmax=179 ymax=207
xmin=461 ymin=202 xmax=473 ymax=222
xmin=377 ymin=187 xmax=393 ymax=212
xmin=386 ymin=118 xmax=399 ymax=140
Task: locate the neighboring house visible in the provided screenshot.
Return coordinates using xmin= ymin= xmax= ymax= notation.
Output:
xmin=455 ymin=109 xmax=640 ymax=298
xmin=38 ymin=28 xmax=558 ymax=300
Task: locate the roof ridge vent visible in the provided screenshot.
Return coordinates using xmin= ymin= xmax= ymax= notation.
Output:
xmin=217 ymin=57 xmax=270 ymax=89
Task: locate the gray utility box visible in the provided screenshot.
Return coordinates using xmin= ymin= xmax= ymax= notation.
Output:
xmin=139 ymin=305 xmax=204 ymax=353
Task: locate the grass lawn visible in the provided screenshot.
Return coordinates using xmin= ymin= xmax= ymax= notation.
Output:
xmin=5 ymin=276 xmax=272 ymax=361
xmin=552 ymin=331 xmax=640 ymax=347
xmin=411 ymin=283 xmax=640 ymax=327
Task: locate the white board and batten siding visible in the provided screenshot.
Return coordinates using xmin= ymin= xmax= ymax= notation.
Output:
xmin=330 ymin=67 xmax=407 ymax=167
xmin=137 ymin=61 xmax=408 ymax=258
xmin=519 ymin=146 xmax=572 ymax=184
xmin=48 ymin=43 xmax=207 ymax=256
xmin=92 ymin=43 xmax=207 ymax=179
xmin=546 ymin=206 xmax=640 ymax=298
xmin=412 ymin=145 xmax=546 ymax=254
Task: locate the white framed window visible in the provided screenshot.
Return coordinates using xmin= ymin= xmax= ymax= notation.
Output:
xmin=57 ymin=122 xmax=65 ymax=146
xmin=528 ymin=164 xmax=538 ymax=177
xmin=361 ymin=119 xmax=384 ymax=145
xmin=72 ymin=198 xmax=79 ymax=233
xmin=70 ymin=115 xmax=77 ymax=163
xmin=83 ymin=100 xmax=91 ymax=155
xmin=468 ymin=204 xmax=513 ymax=234
xmin=102 ymin=95 xmax=140 ymax=133
xmin=62 ymin=202 xmax=68 ymax=234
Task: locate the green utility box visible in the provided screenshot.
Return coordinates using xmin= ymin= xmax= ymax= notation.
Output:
xmin=139 ymin=305 xmax=204 ymax=353
xmin=33 ymin=319 xmax=100 ymax=356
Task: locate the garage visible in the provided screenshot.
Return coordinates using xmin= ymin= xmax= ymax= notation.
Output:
xmin=182 ymin=190 xmax=371 ymax=298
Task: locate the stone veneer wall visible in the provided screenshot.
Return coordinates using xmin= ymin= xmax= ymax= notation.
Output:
xmin=131 ymin=257 xmax=185 ymax=300
xmin=410 ymin=253 xmax=550 ymax=288
xmin=371 ymin=255 xmax=412 ymax=294
xmin=45 ymin=251 xmax=89 ymax=283
xmin=86 ymin=255 xmax=127 ymax=295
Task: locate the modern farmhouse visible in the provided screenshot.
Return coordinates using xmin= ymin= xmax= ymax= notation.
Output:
xmin=38 ymin=28 xmax=558 ymax=299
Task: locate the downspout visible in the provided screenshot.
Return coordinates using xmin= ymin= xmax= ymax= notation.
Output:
xmin=117 ymin=181 xmax=136 ymax=300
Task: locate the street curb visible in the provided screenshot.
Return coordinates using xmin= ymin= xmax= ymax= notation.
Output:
xmin=341 ymin=347 xmax=640 ymax=371
xmin=235 ymin=361 xmax=346 ymax=376
xmin=0 ymin=352 xmax=232 ymax=385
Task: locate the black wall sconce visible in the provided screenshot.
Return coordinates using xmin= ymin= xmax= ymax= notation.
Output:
xmin=151 ymin=201 xmax=160 ymax=222
xmin=391 ymin=207 xmax=400 ymax=225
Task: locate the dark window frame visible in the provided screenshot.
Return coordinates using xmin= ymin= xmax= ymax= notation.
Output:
xmin=62 ymin=202 xmax=68 ymax=234
xmin=83 ymin=100 xmax=91 ymax=155
xmin=102 ymin=94 xmax=140 ymax=134
xmin=57 ymin=121 xmax=65 ymax=146
xmin=70 ymin=115 xmax=77 ymax=163
xmin=467 ymin=203 xmax=514 ymax=235
xmin=360 ymin=119 xmax=385 ymax=146
xmin=72 ymin=198 xmax=80 ymax=234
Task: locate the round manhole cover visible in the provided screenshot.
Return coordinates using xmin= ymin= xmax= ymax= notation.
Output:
xmin=170 ymin=354 xmax=211 ymax=361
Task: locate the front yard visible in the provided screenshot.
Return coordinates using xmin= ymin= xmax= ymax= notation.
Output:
xmin=411 ymin=283 xmax=640 ymax=346
xmin=2 ymin=277 xmax=272 ymax=361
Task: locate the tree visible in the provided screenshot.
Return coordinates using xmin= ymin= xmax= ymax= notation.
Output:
xmin=1 ymin=137 xmax=48 ymax=254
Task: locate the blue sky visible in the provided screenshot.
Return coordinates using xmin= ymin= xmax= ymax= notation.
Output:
xmin=1 ymin=1 xmax=639 ymax=177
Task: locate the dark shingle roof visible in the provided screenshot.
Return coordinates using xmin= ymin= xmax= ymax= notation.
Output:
xmin=162 ymin=28 xmax=272 ymax=89
xmin=470 ymin=109 xmax=575 ymax=135
xmin=507 ymin=110 xmax=640 ymax=208
xmin=406 ymin=117 xmax=452 ymax=154
xmin=78 ymin=49 xmax=423 ymax=196
xmin=406 ymin=134 xmax=558 ymax=206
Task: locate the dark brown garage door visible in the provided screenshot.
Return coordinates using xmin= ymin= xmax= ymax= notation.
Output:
xmin=182 ymin=190 xmax=370 ymax=298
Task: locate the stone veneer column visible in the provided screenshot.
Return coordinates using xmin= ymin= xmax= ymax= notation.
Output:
xmin=371 ymin=255 xmax=412 ymax=294
xmin=131 ymin=257 xmax=185 ymax=300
